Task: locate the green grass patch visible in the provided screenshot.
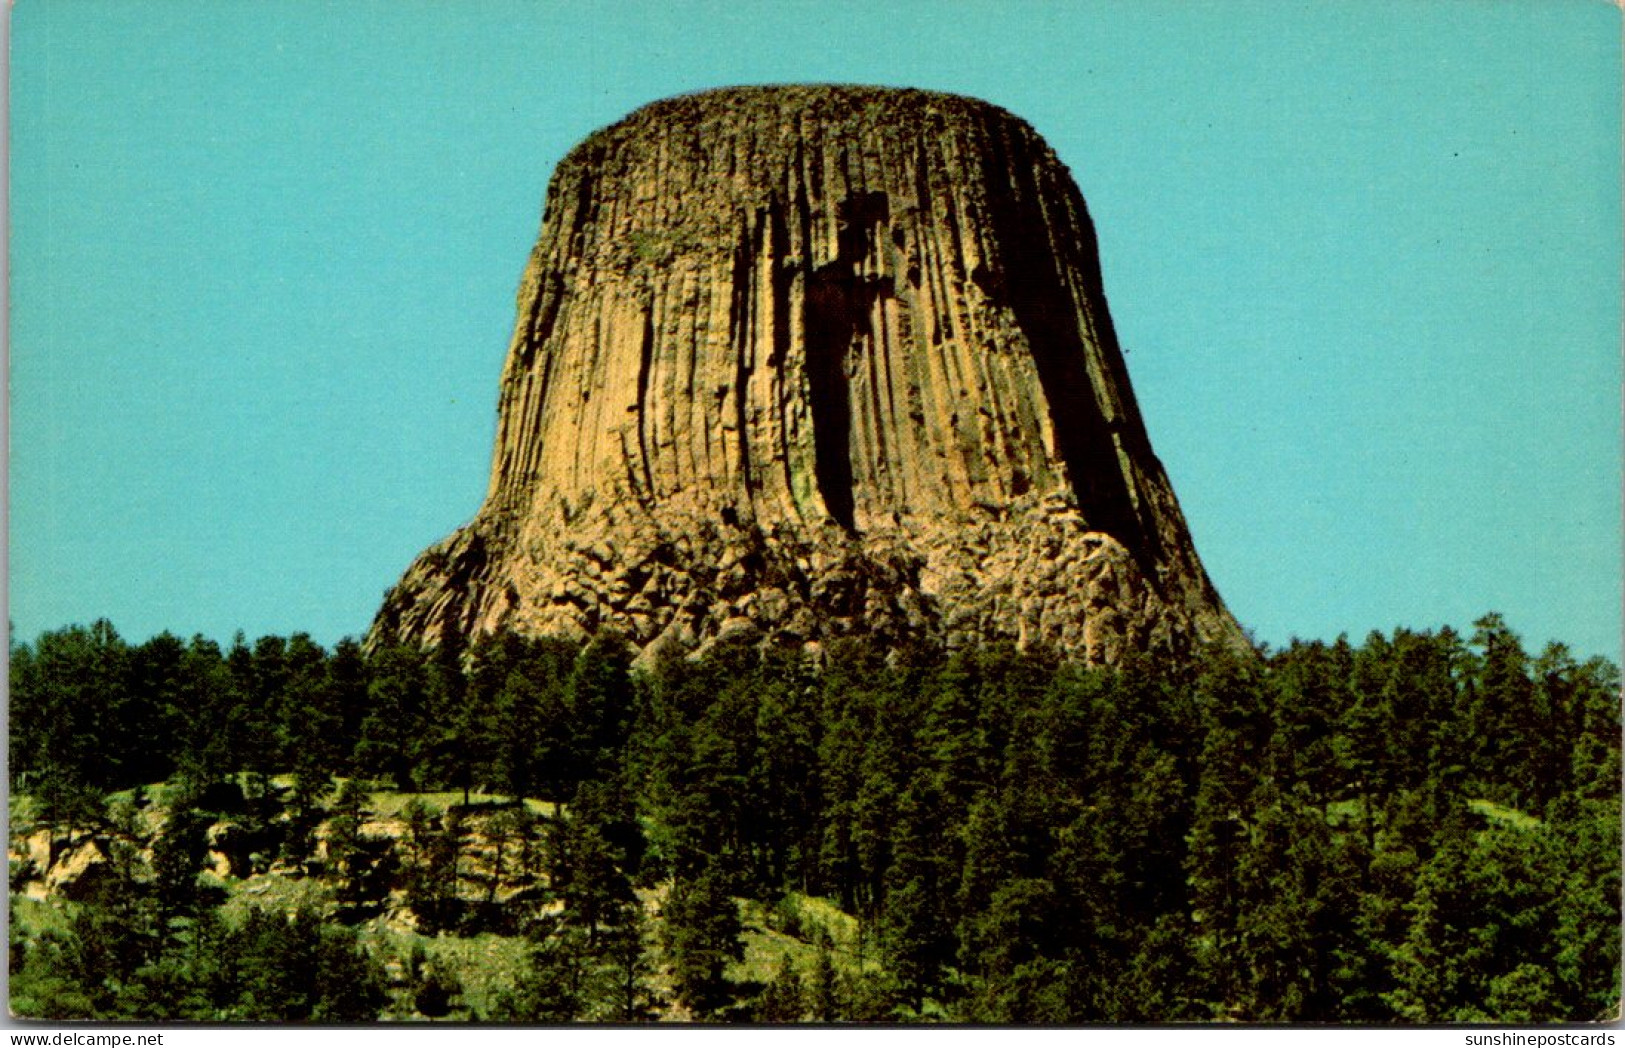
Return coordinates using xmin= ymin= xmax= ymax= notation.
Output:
xmin=102 ymin=781 xmax=169 ymax=805
xmin=362 ymin=790 xmax=555 ymax=821
xmin=11 ymin=896 xmax=74 ymax=939
xmin=1469 ymin=798 xmax=1541 ymax=831
xmin=1324 ymin=798 xmax=1365 ymax=828
xmin=787 ymin=893 xmax=881 ymax=971
xmin=9 ymin=793 xmax=39 ymax=830
xmin=420 ymin=932 xmax=532 ymax=1018
xmin=730 ymin=893 xmax=881 ymax=989
xmin=733 ymin=904 xmax=808 ymax=987
xmin=218 ymin=867 xmax=532 ymax=1019
xmin=1323 ymin=796 xmax=1542 ymax=834
xmin=357 ymin=923 xmax=532 ymax=1020
xmin=221 ymin=872 xmax=337 ymax=923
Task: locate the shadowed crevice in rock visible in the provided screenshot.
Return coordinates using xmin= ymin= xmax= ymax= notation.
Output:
xmin=728 ymin=223 xmax=756 ymax=502
xmin=803 ymin=192 xmax=893 ymax=531
xmin=803 ymin=265 xmax=857 ymax=531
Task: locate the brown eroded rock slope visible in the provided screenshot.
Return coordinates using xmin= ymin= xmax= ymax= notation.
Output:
xmin=370 ymin=85 xmax=1243 ymax=664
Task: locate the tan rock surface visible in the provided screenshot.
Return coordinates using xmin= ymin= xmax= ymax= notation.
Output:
xmin=43 ymin=833 xmax=111 ymax=901
xmin=371 ymin=85 xmax=1242 ymax=663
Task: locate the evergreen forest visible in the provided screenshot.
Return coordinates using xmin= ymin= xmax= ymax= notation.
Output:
xmin=9 ymin=614 xmax=1620 ymax=1022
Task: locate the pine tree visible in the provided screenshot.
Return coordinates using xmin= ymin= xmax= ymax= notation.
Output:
xmin=756 ymin=955 xmax=807 ymax=1022
xmin=494 ymin=915 xmax=593 ymax=1022
xmin=595 ymin=906 xmax=661 ymax=1021
xmin=663 ymin=864 xmax=744 ymax=1018
xmin=355 ymin=646 xmax=428 ymax=790
xmin=151 ymin=800 xmax=210 ymax=928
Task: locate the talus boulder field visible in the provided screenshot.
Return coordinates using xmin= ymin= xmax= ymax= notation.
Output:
xmin=370 ymin=85 xmax=1243 ymax=663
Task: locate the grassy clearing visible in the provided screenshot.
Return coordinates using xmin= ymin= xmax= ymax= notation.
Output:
xmin=9 ymin=793 xmax=39 ymax=829
xmin=217 ymin=869 xmax=535 ymax=1018
xmin=788 ymin=893 xmax=863 ymax=951
xmin=358 ymin=923 xmax=533 ymax=1019
xmin=360 ymin=788 xmax=555 ymax=821
xmin=61 ymin=776 xmax=557 ymax=822
xmin=734 ymin=904 xmax=807 ymax=987
xmin=1325 ymin=796 xmax=1541 ymax=834
xmin=221 ymin=871 xmax=337 ymax=922
xmin=11 ymin=897 xmax=74 ymax=940
xmin=1324 ymin=798 xmax=1365 ymax=829
xmin=420 ymin=932 xmax=532 ymax=1017
xmin=218 ymin=866 xmax=532 ymax=1019
xmin=731 ymin=892 xmax=881 ymax=988
xmin=1468 ymin=798 xmax=1541 ymax=831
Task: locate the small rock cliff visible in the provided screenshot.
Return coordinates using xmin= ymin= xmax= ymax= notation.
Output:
xmin=370 ymin=85 xmax=1242 ymax=663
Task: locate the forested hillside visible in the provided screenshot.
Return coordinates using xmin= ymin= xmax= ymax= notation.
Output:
xmin=10 ymin=615 xmax=1620 ymax=1022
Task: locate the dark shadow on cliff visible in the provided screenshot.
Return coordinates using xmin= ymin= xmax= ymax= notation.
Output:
xmin=973 ymin=120 xmax=1163 ymax=576
xmin=804 ymin=191 xmax=893 ymax=532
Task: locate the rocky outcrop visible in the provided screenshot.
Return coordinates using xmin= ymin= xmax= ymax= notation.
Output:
xmin=371 ymin=85 xmax=1242 ymax=663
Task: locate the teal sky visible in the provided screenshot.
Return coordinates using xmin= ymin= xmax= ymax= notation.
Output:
xmin=10 ymin=0 xmax=1622 ymax=660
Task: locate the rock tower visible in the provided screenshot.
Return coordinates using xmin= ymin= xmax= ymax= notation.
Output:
xmin=370 ymin=85 xmax=1242 ymax=663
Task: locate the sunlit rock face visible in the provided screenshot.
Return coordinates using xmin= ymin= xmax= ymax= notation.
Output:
xmin=369 ymin=85 xmax=1242 ymax=664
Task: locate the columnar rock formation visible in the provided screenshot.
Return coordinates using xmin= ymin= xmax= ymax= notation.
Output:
xmin=370 ymin=85 xmax=1243 ymax=663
